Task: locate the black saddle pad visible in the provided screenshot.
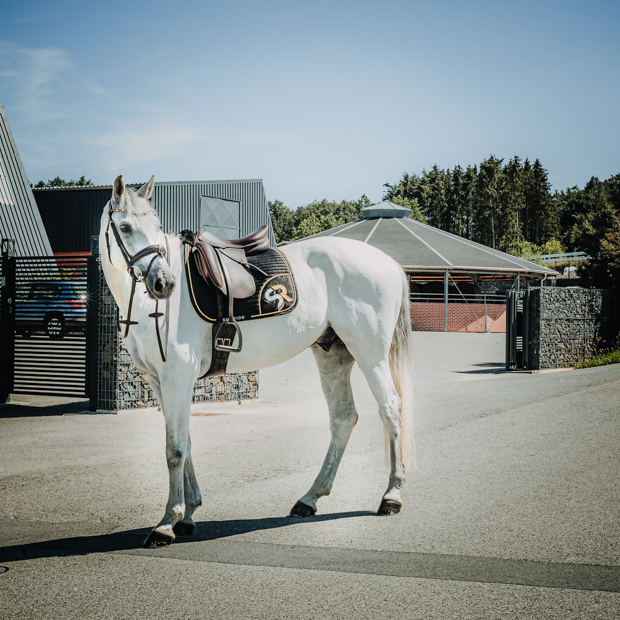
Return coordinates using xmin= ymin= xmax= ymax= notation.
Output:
xmin=185 ymin=246 xmax=298 ymax=323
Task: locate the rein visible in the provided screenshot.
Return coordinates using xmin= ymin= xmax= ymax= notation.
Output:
xmin=104 ymin=200 xmax=170 ymax=362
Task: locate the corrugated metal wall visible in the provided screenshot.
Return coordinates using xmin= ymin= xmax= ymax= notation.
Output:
xmin=153 ymin=180 xmax=276 ymax=246
xmin=0 ymin=105 xmax=53 ymax=256
xmin=35 ymin=179 xmax=275 ymax=253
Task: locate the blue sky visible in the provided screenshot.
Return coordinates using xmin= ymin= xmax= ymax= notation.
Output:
xmin=1 ymin=0 xmax=619 ymax=207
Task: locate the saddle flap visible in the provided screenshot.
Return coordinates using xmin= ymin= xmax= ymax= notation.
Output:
xmin=218 ymin=247 xmax=256 ymax=299
xmin=194 ymin=240 xmax=226 ymax=294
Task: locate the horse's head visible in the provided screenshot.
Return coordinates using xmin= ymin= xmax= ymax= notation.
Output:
xmin=102 ymin=175 xmax=175 ymax=300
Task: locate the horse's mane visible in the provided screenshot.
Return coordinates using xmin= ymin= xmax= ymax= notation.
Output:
xmin=116 ymin=186 xmax=158 ymax=218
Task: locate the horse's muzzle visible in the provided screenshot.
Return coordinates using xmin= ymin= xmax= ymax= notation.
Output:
xmin=145 ymin=261 xmax=176 ymax=300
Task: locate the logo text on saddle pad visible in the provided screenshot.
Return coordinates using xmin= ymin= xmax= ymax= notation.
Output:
xmin=264 ymin=284 xmax=293 ymax=310
xmin=185 ymin=247 xmax=298 ymax=323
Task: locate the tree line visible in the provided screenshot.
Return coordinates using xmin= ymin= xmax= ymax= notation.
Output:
xmin=35 ymin=167 xmax=620 ymax=288
xmin=269 ymin=157 xmax=620 ymax=288
xmin=32 ymin=176 xmax=94 ymax=188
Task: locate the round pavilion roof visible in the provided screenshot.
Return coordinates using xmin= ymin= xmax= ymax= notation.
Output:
xmin=297 ymin=203 xmax=558 ymax=279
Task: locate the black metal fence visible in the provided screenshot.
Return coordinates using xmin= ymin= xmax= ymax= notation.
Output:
xmin=0 ymin=244 xmax=96 ymax=404
xmin=505 ymin=290 xmax=529 ymax=370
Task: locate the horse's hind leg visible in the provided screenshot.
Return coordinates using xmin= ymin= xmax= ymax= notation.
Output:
xmin=356 ymin=360 xmax=406 ymax=515
xmin=290 ymin=340 xmax=358 ymax=517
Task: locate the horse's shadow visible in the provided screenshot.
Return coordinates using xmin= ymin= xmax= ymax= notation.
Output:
xmin=0 ymin=511 xmax=373 ymax=564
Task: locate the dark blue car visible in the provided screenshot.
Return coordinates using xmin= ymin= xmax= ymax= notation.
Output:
xmin=15 ymin=281 xmax=87 ymax=339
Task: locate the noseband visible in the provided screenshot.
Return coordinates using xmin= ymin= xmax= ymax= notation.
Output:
xmin=104 ymin=201 xmax=169 ymax=362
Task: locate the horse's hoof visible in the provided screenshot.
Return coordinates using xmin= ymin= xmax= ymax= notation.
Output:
xmin=172 ymin=521 xmax=195 ymax=537
xmin=289 ymin=500 xmax=317 ymax=517
xmin=377 ymin=499 xmax=402 ymax=515
xmin=143 ymin=528 xmax=175 ymax=548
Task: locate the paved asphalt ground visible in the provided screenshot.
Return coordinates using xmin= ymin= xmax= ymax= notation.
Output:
xmin=0 ymin=332 xmax=619 ymax=619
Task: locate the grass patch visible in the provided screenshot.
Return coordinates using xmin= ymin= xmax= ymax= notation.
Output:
xmin=575 ymin=337 xmax=620 ymax=368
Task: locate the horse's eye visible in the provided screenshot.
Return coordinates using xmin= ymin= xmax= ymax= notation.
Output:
xmin=120 ymin=224 xmax=132 ymax=234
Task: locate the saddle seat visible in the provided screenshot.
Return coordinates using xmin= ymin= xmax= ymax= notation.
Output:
xmin=190 ymin=224 xmax=270 ymax=319
xmin=197 ymin=225 xmax=270 ymax=255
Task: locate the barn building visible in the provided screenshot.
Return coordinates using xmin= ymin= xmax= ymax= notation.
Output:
xmin=0 ymin=105 xmax=52 ymax=256
xmin=297 ymin=201 xmax=557 ymax=333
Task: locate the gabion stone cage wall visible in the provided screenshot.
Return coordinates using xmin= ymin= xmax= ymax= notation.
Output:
xmin=97 ymin=259 xmax=258 ymax=411
xmin=527 ymin=287 xmax=614 ymax=370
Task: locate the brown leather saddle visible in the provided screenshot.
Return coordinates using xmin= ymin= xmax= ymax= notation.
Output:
xmin=190 ymin=225 xmax=270 ymax=320
xmin=182 ymin=225 xmax=271 ymax=377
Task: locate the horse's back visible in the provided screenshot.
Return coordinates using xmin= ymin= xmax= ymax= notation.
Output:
xmin=282 ymin=236 xmax=404 ymax=300
xmin=281 ymin=237 xmax=405 ymax=352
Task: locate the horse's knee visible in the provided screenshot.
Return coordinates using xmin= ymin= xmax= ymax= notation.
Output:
xmin=329 ymin=409 xmax=358 ymax=441
xmin=166 ymin=443 xmax=185 ymax=469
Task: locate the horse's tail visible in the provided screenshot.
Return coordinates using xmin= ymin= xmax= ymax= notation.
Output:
xmin=387 ymin=268 xmax=416 ymax=470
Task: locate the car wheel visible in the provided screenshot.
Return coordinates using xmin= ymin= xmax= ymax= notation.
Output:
xmin=46 ymin=315 xmax=65 ymax=339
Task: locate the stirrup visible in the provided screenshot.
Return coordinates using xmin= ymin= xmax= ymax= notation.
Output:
xmin=213 ymin=319 xmax=243 ymax=353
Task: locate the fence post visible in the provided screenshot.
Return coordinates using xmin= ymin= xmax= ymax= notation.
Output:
xmin=505 ymin=290 xmax=515 ymax=370
xmin=444 ymin=271 xmax=448 ymax=332
xmin=613 ymin=276 xmax=617 ymax=339
xmin=86 ymin=237 xmax=100 ymax=412
xmin=523 ymin=289 xmax=530 ymax=370
xmin=484 ymin=294 xmax=488 ymax=333
xmin=0 ymin=240 xmax=16 ymax=404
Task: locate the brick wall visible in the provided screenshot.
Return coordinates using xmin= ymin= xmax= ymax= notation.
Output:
xmin=410 ymin=302 xmax=506 ymax=333
xmin=527 ymin=287 xmax=614 ymax=369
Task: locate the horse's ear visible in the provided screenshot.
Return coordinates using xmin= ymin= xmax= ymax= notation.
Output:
xmin=137 ymin=175 xmax=155 ymax=200
xmin=113 ymin=175 xmax=125 ymax=203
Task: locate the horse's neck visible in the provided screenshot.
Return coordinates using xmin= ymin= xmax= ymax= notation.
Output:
xmin=102 ymin=259 xmax=134 ymax=319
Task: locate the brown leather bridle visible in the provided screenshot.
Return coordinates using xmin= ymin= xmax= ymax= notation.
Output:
xmin=104 ymin=200 xmax=169 ymax=362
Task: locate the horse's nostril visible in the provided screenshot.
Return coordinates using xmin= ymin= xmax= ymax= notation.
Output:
xmin=154 ymin=278 xmax=165 ymax=293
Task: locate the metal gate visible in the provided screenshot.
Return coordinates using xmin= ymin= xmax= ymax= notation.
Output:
xmin=0 ymin=241 xmax=99 ymax=409
xmin=505 ymin=289 xmax=530 ymax=370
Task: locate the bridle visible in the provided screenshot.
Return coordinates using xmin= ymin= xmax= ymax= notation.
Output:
xmin=104 ymin=200 xmax=170 ymax=362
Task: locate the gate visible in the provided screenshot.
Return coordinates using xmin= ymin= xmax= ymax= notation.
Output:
xmin=505 ymin=289 xmax=530 ymax=370
xmin=0 ymin=240 xmax=99 ymax=410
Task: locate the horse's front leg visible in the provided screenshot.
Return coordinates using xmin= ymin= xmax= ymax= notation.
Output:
xmin=172 ymin=442 xmax=202 ymax=537
xmin=144 ymin=373 xmax=196 ymax=547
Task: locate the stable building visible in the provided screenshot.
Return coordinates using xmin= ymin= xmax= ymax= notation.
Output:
xmin=298 ymin=201 xmax=557 ymax=333
xmin=0 ymin=105 xmax=52 ymax=256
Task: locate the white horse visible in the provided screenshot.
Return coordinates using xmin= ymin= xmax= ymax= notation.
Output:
xmin=100 ymin=175 xmax=415 ymax=547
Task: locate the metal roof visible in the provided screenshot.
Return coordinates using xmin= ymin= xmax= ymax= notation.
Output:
xmin=0 ymin=105 xmax=53 ymax=256
xmin=361 ymin=200 xmax=412 ymax=219
xmin=298 ymin=208 xmax=558 ymax=279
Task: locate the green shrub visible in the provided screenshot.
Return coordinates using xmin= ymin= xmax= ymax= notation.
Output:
xmin=574 ymin=335 xmax=620 ymax=368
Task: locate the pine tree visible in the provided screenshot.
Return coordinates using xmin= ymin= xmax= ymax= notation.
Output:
xmin=500 ymin=156 xmax=525 ymax=253
xmin=475 ymin=156 xmax=504 ymax=249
